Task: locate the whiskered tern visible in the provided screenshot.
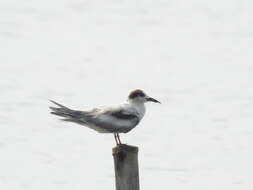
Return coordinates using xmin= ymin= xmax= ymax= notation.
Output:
xmin=49 ymin=89 xmax=160 ymax=145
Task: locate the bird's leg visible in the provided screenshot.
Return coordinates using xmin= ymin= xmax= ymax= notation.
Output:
xmin=116 ymin=133 xmax=122 ymax=144
xmin=114 ymin=133 xmax=119 ymax=145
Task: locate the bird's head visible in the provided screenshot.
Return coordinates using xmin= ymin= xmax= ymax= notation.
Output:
xmin=128 ymin=89 xmax=161 ymax=104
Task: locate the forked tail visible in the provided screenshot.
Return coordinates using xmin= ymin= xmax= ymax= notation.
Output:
xmin=49 ymin=100 xmax=85 ymax=121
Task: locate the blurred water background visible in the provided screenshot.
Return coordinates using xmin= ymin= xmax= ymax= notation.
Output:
xmin=0 ymin=0 xmax=253 ymax=189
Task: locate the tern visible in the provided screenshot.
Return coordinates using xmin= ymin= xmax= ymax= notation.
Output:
xmin=49 ymin=89 xmax=160 ymax=145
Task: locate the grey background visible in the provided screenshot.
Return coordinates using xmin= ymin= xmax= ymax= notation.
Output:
xmin=0 ymin=0 xmax=252 ymax=189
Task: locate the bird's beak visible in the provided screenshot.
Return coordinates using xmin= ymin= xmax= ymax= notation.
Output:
xmin=146 ymin=96 xmax=161 ymax=104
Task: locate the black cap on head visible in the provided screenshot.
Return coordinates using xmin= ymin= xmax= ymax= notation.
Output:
xmin=128 ymin=89 xmax=146 ymax=99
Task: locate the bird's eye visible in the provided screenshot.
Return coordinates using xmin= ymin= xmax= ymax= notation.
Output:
xmin=139 ymin=93 xmax=145 ymax=97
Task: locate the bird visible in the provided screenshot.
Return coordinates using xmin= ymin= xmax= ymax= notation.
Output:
xmin=49 ymin=89 xmax=160 ymax=145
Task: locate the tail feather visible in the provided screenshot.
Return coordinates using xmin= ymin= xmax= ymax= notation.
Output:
xmin=49 ymin=100 xmax=109 ymax=133
xmin=50 ymin=111 xmax=69 ymax=117
xmin=49 ymin=100 xmax=86 ymax=120
xmin=50 ymin=100 xmax=69 ymax=109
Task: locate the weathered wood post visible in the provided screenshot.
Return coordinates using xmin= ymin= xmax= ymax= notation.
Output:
xmin=112 ymin=144 xmax=140 ymax=190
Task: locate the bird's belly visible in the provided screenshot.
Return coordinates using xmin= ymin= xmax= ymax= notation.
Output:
xmin=92 ymin=115 xmax=139 ymax=133
xmin=80 ymin=122 xmax=111 ymax=133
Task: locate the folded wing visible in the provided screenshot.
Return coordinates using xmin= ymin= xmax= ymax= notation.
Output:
xmin=50 ymin=101 xmax=140 ymax=133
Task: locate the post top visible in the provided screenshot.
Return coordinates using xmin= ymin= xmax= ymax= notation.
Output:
xmin=112 ymin=144 xmax=138 ymax=155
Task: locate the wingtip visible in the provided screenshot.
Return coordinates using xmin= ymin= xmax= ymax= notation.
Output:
xmin=49 ymin=106 xmax=57 ymax=111
xmin=49 ymin=100 xmax=68 ymax=108
xmin=49 ymin=100 xmax=57 ymax=104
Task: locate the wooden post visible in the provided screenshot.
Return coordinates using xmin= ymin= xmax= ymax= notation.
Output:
xmin=112 ymin=144 xmax=140 ymax=190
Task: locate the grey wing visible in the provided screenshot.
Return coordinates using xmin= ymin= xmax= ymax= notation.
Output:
xmin=50 ymin=101 xmax=140 ymax=133
xmin=88 ymin=107 xmax=140 ymax=133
